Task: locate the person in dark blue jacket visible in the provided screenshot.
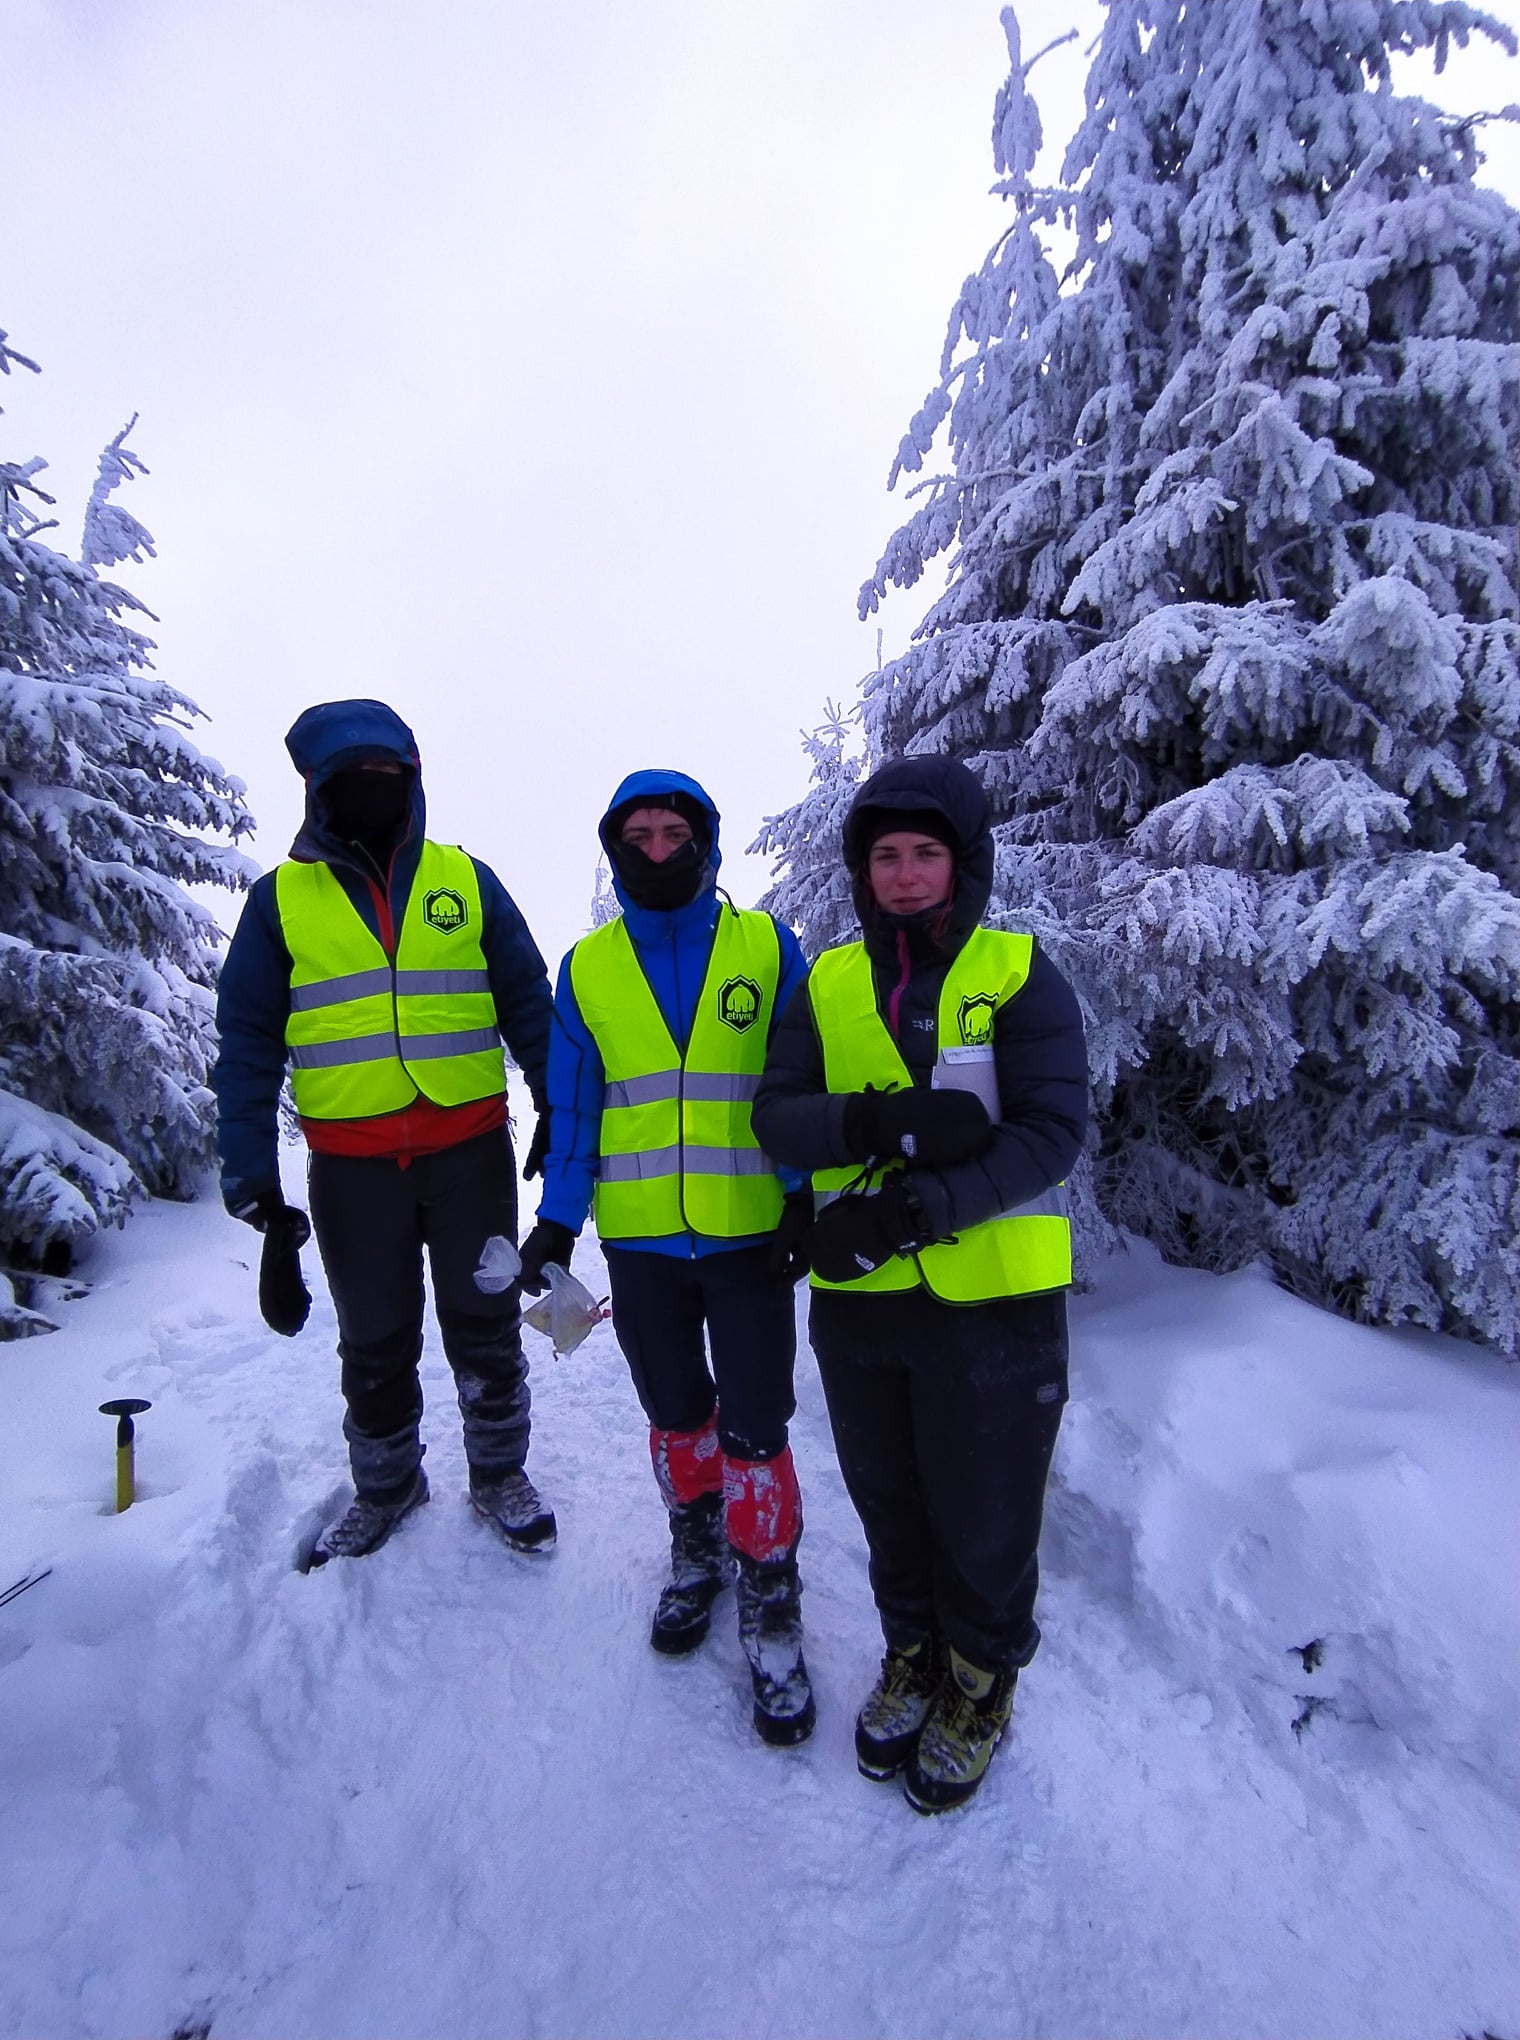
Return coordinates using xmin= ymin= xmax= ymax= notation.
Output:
xmin=518 ymin=770 xmax=816 ymax=1745
xmin=213 ymin=699 xmax=556 ymax=1568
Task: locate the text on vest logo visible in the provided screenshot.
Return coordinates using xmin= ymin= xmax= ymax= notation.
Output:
xmin=424 ymin=888 xmax=468 ymax=933
xmin=718 ymin=976 xmax=763 ymax=1033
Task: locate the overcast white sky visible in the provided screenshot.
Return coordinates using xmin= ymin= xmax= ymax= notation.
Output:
xmin=8 ymin=0 xmax=1518 ymax=966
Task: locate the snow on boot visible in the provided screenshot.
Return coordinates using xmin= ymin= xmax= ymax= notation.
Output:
xmin=470 ymin=1467 xmax=557 ymax=1553
xmin=854 ymin=1638 xmax=944 ymax=1782
xmin=903 ymin=1648 xmax=1016 ymax=1814
xmin=734 ymin=1549 xmax=815 ymax=1747
xmin=651 ymin=1491 xmax=734 ymax=1656
xmin=309 ymin=1469 xmax=430 ymax=1567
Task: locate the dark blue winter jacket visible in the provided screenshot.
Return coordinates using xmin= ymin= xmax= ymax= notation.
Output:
xmin=213 ymin=699 xmax=552 ymax=1211
xmin=535 ymin=769 xmax=807 ymax=1259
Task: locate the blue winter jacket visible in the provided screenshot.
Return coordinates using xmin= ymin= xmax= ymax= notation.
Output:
xmin=535 ymin=769 xmax=807 ymax=1259
xmin=213 ymin=699 xmax=552 ymax=1211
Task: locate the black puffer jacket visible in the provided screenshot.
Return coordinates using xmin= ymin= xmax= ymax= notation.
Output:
xmin=752 ymin=756 xmax=1088 ymax=1244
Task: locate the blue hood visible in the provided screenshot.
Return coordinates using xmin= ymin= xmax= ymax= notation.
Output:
xmin=598 ymin=768 xmax=721 ymax=917
xmin=284 ymin=698 xmax=425 ymax=863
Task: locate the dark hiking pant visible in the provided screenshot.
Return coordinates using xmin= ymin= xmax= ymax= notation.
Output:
xmin=809 ymin=1285 xmax=1069 ymax=1673
xmin=603 ymin=1243 xmax=797 ymax=1462
xmin=308 ymin=1130 xmax=530 ymax=1500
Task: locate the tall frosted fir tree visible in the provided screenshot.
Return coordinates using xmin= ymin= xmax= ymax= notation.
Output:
xmin=768 ymin=1 xmax=1520 ymax=1351
xmin=0 ymin=331 xmax=253 ymax=1334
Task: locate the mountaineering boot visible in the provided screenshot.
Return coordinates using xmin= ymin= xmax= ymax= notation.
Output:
xmin=470 ymin=1467 xmax=557 ymax=1553
xmin=903 ymin=1647 xmax=1017 ymax=1814
xmin=854 ymin=1638 xmax=944 ymax=1781
xmin=309 ymin=1469 xmax=430 ymax=1567
xmin=650 ymin=1491 xmax=734 ymax=1655
xmin=734 ymin=1550 xmax=816 ymax=1747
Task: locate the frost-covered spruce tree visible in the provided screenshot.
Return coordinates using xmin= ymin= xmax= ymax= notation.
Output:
xmin=754 ymin=702 xmax=866 ymax=952
xmin=787 ymin=3 xmax=1519 ymax=1349
xmin=0 ymin=331 xmax=253 ymax=1333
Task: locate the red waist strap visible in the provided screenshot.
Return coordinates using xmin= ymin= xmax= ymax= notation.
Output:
xmin=301 ymin=1092 xmax=507 ymax=1163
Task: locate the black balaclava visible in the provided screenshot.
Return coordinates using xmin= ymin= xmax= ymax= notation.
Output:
xmin=604 ymin=791 xmax=713 ymax=912
xmin=324 ymin=765 xmax=411 ymax=857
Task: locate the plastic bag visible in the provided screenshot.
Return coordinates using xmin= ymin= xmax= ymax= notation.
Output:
xmin=473 ymin=1235 xmax=522 ymax=1295
xmin=521 ymin=1262 xmax=608 ymax=1356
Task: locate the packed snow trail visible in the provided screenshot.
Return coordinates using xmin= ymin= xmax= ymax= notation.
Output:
xmin=2 ymin=1177 xmax=1515 ymax=2040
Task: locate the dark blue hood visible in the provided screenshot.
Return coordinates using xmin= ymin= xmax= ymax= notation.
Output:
xmin=598 ymin=768 xmax=721 ymax=919
xmin=284 ymin=698 xmax=425 ymax=863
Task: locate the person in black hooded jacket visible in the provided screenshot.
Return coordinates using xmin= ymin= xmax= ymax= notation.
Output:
xmin=751 ymin=755 xmax=1087 ymax=1813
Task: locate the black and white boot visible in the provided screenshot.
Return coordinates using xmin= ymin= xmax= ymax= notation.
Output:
xmin=854 ymin=1637 xmax=944 ymax=1781
xmin=650 ymin=1492 xmax=734 ymax=1655
xmin=734 ymin=1549 xmax=816 ymax=1746
xmin=309 ymin=1469 xmax=430 ymax=1567
xmin=470 ymin=1467 xmax=557 ymax=1553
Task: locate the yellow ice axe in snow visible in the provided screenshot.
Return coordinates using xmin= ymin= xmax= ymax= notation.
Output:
xmin=99 ymin=1399 xmax=151 ymax=1512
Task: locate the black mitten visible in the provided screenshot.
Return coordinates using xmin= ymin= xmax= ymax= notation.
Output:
xmin=259 ymin=1208 xmax=312 ymax=1336
xmin=766 ymin=1191 xmax=815 ymax=1286
xmin=841 ymin=1085 xmax=992 ymax=1167
xmin=807 ymin=1178 xmax=933 ymax=1285
xmin=517 ymin=1219 xmax=576 ymax=1296
xmin=522 ymin=1112 xmax=551 ymax=1180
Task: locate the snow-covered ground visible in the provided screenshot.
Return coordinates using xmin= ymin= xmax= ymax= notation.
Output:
xmin=3 ymin=1144 xmax=1516 ymax=2040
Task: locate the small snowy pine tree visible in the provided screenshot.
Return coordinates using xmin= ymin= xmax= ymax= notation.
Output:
xmin=588 ymin=857 xmax=619 ymax=930
xmin=770 ymin=3 xmax=1520 ymax=1352
xmin=0 ymin=331 xmax=254 ymax=1333
xmin=754 ymin=701 xmax=865 ymax=950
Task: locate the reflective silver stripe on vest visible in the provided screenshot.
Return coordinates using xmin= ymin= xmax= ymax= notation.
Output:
xmin=397 ymin=1027 xmax=501 ymax=1062
xmin=289 ymin=1029 xmax=399 ymax=1069
xmin=289 ymin=966 xmax=490 ymax=1014
xmin=604 ymin=1070 xmax=680 ymax=1109
xmin=815 ymin=1180 xmax=1070 ymax=1218
xmin=395 ymin=969 xmax=491 ymax=998
xmin=603 ymin=1071 xmax=760 ymax=1110
xmin=290 ymin=967 xmax=394 ymax=1013
xmin=599 ymin=1144 xmax=774 ymax=1183
xmin=289 ymin=1026 xmax=499 ymax=1070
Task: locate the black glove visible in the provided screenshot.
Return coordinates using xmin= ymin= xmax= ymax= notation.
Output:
xmin=841 ymin=1085 xmax=993 ymax=1168
xmin=258 ymin=1205 xmax=312 ymax=1336
xmin=517 ymin=1219 xmax=575 ymax=1296
xmin=807 ymin=1177 xmax=934 ymax=1285
xmin=767 ymin=1191 xmax=814 ymax=1285
xmin=522 ymin=1112 xmax=551 ymax=1181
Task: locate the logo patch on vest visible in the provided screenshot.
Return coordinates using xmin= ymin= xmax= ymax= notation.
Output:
xmin=423 ymin=887 xmax=468 ymax=934
xmin=958 ymin=993 xmax=997 ymax=1045
xmin=718 ymin=976 xmax=763 ymax=1034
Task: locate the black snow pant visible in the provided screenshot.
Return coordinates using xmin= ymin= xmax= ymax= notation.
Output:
xmin=603 ymin=1242 xmax=797 ymax=1461
xmin=308 ymin=1130 xmax=531 ymax=1501
xmin=809 ymin=1284 xmax=1069 ymax=1673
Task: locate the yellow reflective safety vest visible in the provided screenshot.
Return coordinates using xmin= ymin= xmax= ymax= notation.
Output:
xmin=809 ymin=927 xmax=1072 ymax=1302
xmin=276 ymin=842 xmax=506 ymax=1120
xmin=569 ymin=908 xmax=785 ymax=1240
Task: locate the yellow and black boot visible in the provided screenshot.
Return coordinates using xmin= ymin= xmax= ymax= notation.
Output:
xmin=903 ymin=1647 xmax=1016 ymax=1813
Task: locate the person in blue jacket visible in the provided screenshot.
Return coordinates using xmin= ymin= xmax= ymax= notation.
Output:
xmin=214 ymin=699 xmax=556 ymax=1568
xmin=518 ymin=770 xmax=816 ymax=1744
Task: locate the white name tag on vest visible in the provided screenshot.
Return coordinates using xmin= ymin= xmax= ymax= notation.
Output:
xmin=931 ymin=1045 xmax=1001 ymax=1121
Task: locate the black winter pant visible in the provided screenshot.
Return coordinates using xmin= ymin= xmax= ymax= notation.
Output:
xmin=603 ymin=1243 xmax=797 ymax=1461
xmin=809 ymin=1285 xmax=1068 ymax=1673
xmin=308 ymin=1131 xmax=530 ymax=1500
